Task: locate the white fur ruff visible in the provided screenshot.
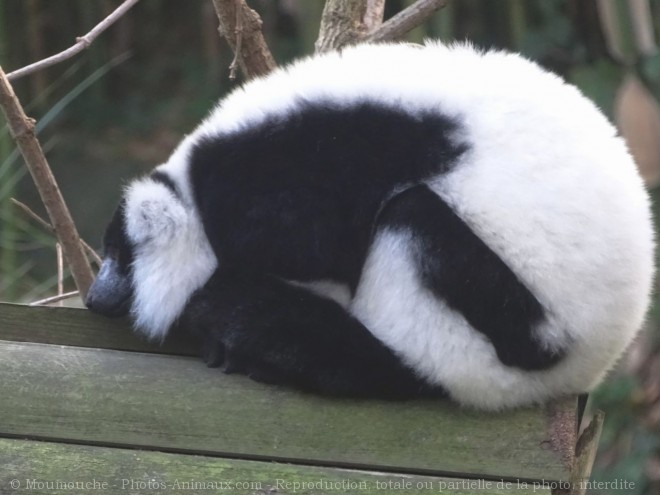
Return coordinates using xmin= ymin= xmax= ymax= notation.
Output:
xmin=124 ymin=178 xmax=217 ymax=340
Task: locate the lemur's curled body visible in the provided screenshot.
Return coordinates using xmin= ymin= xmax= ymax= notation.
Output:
xmin=86 ymin=42 xmax=655 ymax=410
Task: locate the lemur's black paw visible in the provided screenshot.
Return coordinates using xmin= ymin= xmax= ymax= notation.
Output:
xmin=221 ymin=354 xmax=249 ymax=375
xmin=201 ymin=339 xmax=225 ymax=368
xmin=247 ymin=367 xmax=283 ymax=386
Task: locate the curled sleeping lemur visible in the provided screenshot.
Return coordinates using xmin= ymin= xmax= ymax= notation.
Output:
xmin=86 ymin=42 xmax=655 ymax=410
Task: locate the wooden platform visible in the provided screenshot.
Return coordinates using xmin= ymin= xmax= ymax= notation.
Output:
xmin=0 ymin=302 xmax=602 ymax=494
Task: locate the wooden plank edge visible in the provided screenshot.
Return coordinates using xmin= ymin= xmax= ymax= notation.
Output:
xmin=0 ymin=436 xmax=552 ymax=495
xmin=550 ymin=410 xmax=605 ymax=495
xmin=0 ymin=429 xmax=565 ymax=487
xmin=547 ymin=398 xmax=578 ymax=471
xmin=0 ymin=302 xmax=198 ymax=356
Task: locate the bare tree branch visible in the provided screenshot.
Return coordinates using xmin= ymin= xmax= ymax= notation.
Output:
xmin=10 ymin=197 xmax=102 ymax=266
xmin=366 ymin=0 xmax=449 ymax=43
xmin=316 ymin=0 xmax=371 ymax=52
xmin=363 ymin=0 xmax=386 ymax=33
xmin=7 ymin=0 xmax=140 ymax=81
xmin=211 ymin=0 xmax=276 ymax=80
xmin=0 ymin=68 xmax=95 ymax=297
xmin=317 ymin=0 xmax=447 ymax=51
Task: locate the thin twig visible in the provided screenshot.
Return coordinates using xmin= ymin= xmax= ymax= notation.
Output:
xmin=10 ymin=197 xmax=102 ymax=266
xmin=366 ymin=0 xmax=449 ymax=43
xmin=7 ymin=0 xmax=140 ymax=81
xmin=228 ymin=0 xmax=244 ymax=80
xmin=29 ymin=290 xmax=79 ymax=307
xmin=629 ymin=0 xmax=658 ymax=57
xmin=596 ymin=0 xmax=626 ymax=63
xmin=56 ymin=242 xmax=64 ymax=301
xmin=10 ymin=197 xmax=52 ymax=231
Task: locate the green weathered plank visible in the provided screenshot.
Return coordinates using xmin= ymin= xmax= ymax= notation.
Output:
xmin=0 ymin=438 xmax=552 ymax=495
xmin=0 ymin=302 xmax=197 ymax=356
xmin=0 ymin=340 xmax=574 ymax=482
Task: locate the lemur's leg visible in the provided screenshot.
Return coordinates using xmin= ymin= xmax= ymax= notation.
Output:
xmin=179 ymin=271 xmax=444 ymax=399
xmin=372 ymin=185 xmax=562 ymax=370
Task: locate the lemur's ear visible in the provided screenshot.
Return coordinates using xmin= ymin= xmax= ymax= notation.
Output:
xmin=124 ymin=178 xmax=187 ymax=246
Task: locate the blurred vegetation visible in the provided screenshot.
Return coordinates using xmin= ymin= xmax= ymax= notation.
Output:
xmin=1 ymin=1 xmax=659 ymax=493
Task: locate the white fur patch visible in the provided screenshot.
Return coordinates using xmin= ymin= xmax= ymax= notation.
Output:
xmin=124 ymin=178 xmax=217 ymax=340
xmin=124 ymin=179 xmax=187 ymax=246
xmin=286 ymin=279 xmax=352 ymax=309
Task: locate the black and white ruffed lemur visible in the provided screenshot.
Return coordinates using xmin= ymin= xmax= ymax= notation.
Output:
xmin=86 ymin=42 xmax=655 ymax=410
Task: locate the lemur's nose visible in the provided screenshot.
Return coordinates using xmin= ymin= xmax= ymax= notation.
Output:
xmin=85 ymin=258 xmax=132 ymax=317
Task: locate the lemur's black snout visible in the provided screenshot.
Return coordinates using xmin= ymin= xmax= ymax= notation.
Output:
xmin=85 ymin=258 xmax=132 ymax=317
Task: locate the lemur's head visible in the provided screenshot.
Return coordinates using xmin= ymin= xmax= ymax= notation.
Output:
xmin=86 ymin=172 xmax=217 ymax=340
